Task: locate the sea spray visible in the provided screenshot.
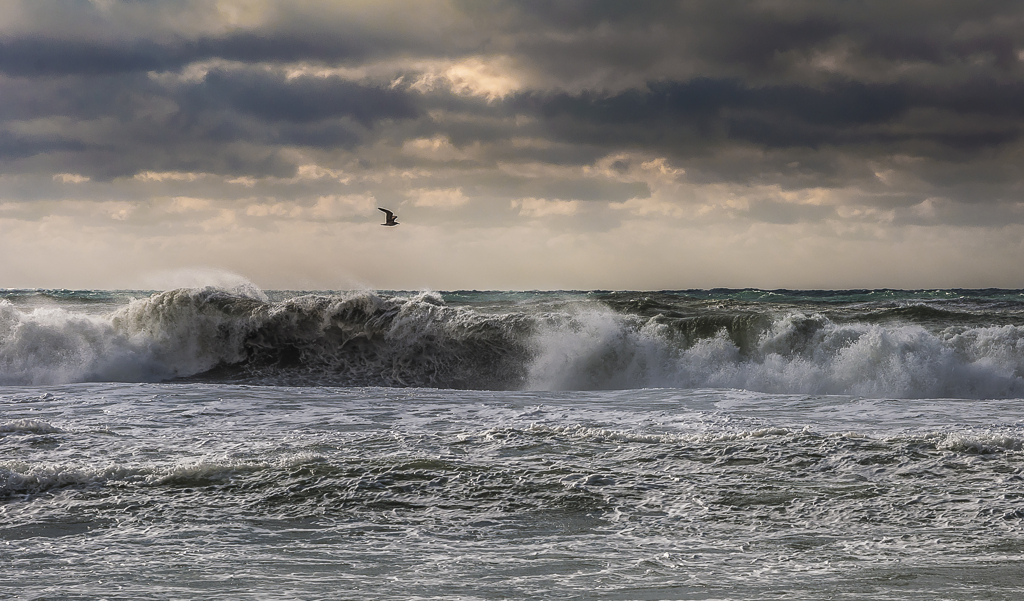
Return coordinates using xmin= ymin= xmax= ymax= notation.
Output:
xmin=526 ymin=307 xmax=1024 ymax=396
xmin=2 ymin=287 xmax=1024 ymax=397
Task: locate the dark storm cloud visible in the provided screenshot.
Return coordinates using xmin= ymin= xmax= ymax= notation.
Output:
xmin=2 ymin=0 xmax=1024 ymax=226
xmin=184 ymin=70 xmax=419 ymax=125
xmin=0 ymin=33 xmax=377 ymax=77
xmin=516 ymin=77 xmax=1024 ymax=153
xmin=274 ymin=121 xmax=362 ymax=149
xmin=194 ymin=32 xmax=369 ymax=66
xmin=0 ymin=0 xmax=489 ymax=78
xmin=0 ymin=38 xmax=183 ymax=76
xmin=0 ymin=131 xmax=87 ymax=160
xmin=500 ymin=1 xmax=1024 ymax=74
xmin=0 ymin=66 xmax=421 ymax=178
xmin=0 ymin=72 xmax=166 ymax=122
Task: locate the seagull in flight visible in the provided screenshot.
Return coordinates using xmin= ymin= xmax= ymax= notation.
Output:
xmin=378 ymin=207 xmax=399 ymax=226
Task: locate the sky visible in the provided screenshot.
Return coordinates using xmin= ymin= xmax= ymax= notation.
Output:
xmin=2 ymin=0 xmax=1024 ymax=290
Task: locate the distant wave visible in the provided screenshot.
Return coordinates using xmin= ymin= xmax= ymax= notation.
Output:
xmin=2 ymin=287 xmax=1024 ymax=398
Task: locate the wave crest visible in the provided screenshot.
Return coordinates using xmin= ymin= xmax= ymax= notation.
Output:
xmin=3 ymin=288 xmax=1024 ymax=398
xmin=525 ymin=307 xmax=1024 ymax=398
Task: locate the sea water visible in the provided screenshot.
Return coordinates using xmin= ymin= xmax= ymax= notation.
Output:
xmin=2 ymin=288 xmax=1023 ymax=599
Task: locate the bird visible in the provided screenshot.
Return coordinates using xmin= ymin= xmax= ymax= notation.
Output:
xmin=378 ymin=207 xmax=399 ymax=226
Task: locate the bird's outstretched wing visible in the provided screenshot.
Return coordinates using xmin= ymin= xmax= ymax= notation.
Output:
xmin=378 ymin=207 xmax=398 ymax=225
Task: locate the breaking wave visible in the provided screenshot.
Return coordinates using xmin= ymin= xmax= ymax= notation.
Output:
xmin=0 ymin=288 xmax=532 ymax=389
xmin=2 ymin=287 xmax=1024 ymax=398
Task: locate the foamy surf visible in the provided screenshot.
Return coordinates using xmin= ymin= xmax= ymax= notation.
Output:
xmin=3 ymin=383 xmax=1024 ymax=599
xmin=1 ymin=287 xmax=1024 ymax=398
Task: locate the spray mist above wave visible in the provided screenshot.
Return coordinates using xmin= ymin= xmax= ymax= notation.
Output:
xmin=140 ymin=267 xmax=270 ymax=302
xmin=1 ymin=287 xmax=1024 ymax=398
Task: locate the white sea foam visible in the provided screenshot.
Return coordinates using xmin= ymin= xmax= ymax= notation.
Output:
xmin=4 ymin=381 xmax=1022 ymax=599
xmin=0 ymin=289 xmax=256 ymax=385
xmin=525 ymin=308 xmax=1024 ymax=398
xmin=526 ymin=308 xmax=673 ymax=390
xmin=0 ymin=299 xmax=150 ymax=385
xmin=930 ymin=431 xmax=1024 ymax=453
xmin=0 ymin=452 xmax=326 ymax=497
xmin=0 ymin=462 xmax=140 ymax=496
xmin=0 ymin=419 xmax=62 ymax=434
xmin=520 ymin=423 xmax=797 ymax=444
xmin=3 ymin=288 xmax=1024 ymax=398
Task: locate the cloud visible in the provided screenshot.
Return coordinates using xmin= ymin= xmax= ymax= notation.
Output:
xmin=52 ymin=173 xmax=90 ymax=183
xmin=511 ymin=197 xmax=579 ymax=218
xmin=135 ymin=171 xmax=203 ymax=182
xmin=3 ymin=1 xmax=1024 ymax=288
xmin=410 ymin=56 xmax=524 ymax=101
xmin=0 ymin=38 xmax=187 ymax=76
xmin=244 ymin=193 xmax=375 ymax=222
xmin=189 ymin=69 xmax=420 ymax=125
xmin=410 ymin=187 xmax=470 ymax=208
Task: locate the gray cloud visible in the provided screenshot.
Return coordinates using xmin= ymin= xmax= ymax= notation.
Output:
xmin=2 ymin=0 xmax=1024 ymax=238
xmin=0 ymin=38 xmax=188 ymax=76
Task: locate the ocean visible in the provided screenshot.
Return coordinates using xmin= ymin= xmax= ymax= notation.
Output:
xmin=2 ymin=287 xmax=1023 ymax=599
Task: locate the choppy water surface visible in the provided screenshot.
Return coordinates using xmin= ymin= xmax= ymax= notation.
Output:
xmin=3 ymin=288 xmax=1024 ymax=598
xmin=3 ymin=384 xmax=1024 ymax=600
